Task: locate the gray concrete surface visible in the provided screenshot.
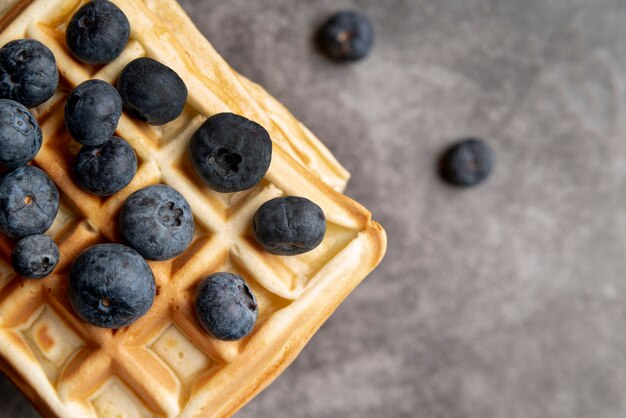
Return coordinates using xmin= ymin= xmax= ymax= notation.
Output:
xmin=3 ymin=0 xmax=626 ymax=417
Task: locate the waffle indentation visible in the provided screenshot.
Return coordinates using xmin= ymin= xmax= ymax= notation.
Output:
xmin=91 ymin=376 xmax=152 ymax=418
xmin=23 ymin=306 xmax=84 ymax=383
xmin=151 ymin=324 xmax=212 ymax=386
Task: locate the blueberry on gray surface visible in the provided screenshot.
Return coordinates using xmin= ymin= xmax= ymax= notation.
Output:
xmin=120 ymin=184 xmax=194 ymax=260
xmin=65 ymin=79 xmax=122 ymax=146
xmin=74 ymin=135 xmax=137 ymax=196
xmin=189 ymin=112 xmax=272 ymax=193
xmin=0 ymin=39 xmax=58 ymax=108
xmin=195 ymin=272 xmax=258 ymax=341
xmin=117 ymin=57 xmax=187 ymax=125
xmin=69 ymin=243 xmax=155 ymax=328
xmin=253 ymin=196 xmax=326 ymax=256
xmin=0 ymin=99 xmax=42 ymax=168
xmin=11 ymin=234 xmax=59 ymax=279
xmin=317 ymin=11 xmax=374 ymax=61
xmin=0 ymin=166 xmax=59 ymax=239
xmin=65 ymin=0 xmax=130 ymax=65
xmin=439 ymin=138 xmax=495 ymax=187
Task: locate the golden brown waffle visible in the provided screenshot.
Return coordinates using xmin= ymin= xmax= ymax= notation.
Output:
xmin=0 ymin=1 xmax=386 ymax=417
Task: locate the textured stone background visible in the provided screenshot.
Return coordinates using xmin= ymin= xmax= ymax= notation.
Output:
xmin=4 ymin=0 xmax=626 ymax=417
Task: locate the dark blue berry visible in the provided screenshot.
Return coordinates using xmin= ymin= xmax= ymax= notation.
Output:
xmin=74 ymin=136 xmax=137 ymax=196
xmin=253 ymin=196 xmax=326 ymax=256
xmin=439 ymin=138 xmax=495 ymax=187
xmin=189 ymin=113 xmax=272 ymax=193
xmin=0 ymin=166 xmax=59 ymax=239
xmin=11 ymin=234 xmax=59 ymax=279
xmin=120 ymin=184 xmax=194 ymax=261
xmin=317 ymin=11 xmax=374 ymax=62
xmin=0 ymin=39 xmax=58 ymax=108
xmin=0 ymin=99 xmax=41 ymax=168
xmin=66 ymin=0 xmax=130 ymax=65
xmin=68 ymin=243 xmax=155 ymax=328
xmin=65 ymin=79 xmax=122 ymax=146
xmin=195 ymin=272 xmax=258 ymax=341
xmin=117 ymin=57 xmax=187 ymax=125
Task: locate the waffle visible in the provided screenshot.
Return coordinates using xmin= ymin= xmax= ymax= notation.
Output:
xmin=0 ymin=1 xmax=386 ymax=417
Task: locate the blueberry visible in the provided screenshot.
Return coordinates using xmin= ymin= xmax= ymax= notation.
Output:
xmin=65 ymin=79 xmax=122 ymax=146
xmin=253 ymin=196 xmax=326 ymax=256
xmin=117 ymin=57 xmax=187 ymax=125
xmin=0 ymin=39 xmax=58 ymax=108
xmin=439 ymin=138 xmax=495 ymax=187
xmin=11 ymin=234 xmax=59 ymax=279
xmin=195 ymin=272 xmax=258 ymax=341
xmin=317 ymin=11 xmax=374 ymax=62
xmin=120 ymin=184 xmax=194 ymax=260
xmin=189 ymin=113 xmax=272 ymax=193
xmin=0 ymin=99 xmax=41 ymax=168
xmin=66 ymin=0 xmax=130 ymax=65
xmin=68 ymin=243 xmax=155 ymax=328
xmin=74 ymin=136 xmax=137 ymax=196
xmin=0 ymin=166 xmax=59 ymax=239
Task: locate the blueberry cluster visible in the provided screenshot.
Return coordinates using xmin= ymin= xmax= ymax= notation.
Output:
xmin=0 ymin=34 xmax=61 ymax=280
xmin=61 ymin=1 xmax=194 ymax=329
xmin=65 ymin=2 xmax=187 ymax=198
xmin=192 ymin=192 xmax=327 ymax=341
xmin=186 ymin=111 xmax=329 ymax=340
xmin=65 ymin=78 xmax=133 ymax=197
xmin=185 ymin=112 xmax=327 ymax=257
xmin=0 ymin=1 xmax=334 ymax=342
